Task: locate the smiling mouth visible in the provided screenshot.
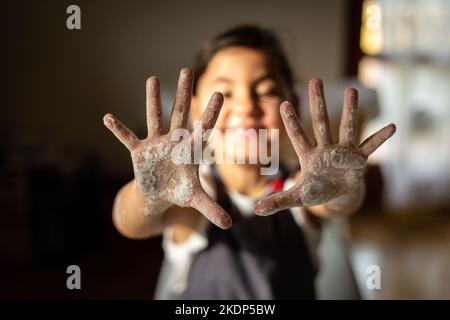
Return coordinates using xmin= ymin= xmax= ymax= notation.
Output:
xmin=220 ymin=125 xmax=266 ymax=131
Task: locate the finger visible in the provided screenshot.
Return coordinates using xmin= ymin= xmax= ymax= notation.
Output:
xmin=146 ymin=76 xmax=163 ymax=137
xmin=254 ymin=187 xmax=303 ymax=216
xmin=339 ymin=88 xmax=358 ymax=146
xmin=308 ymin=78 xmax=333 ymax=146
xmin=169 ymin=68 xmax=193 ymax=131
xmin=103 ymin=113 xmax=140 ymax=151
xmin=280 ymin=101 xmax=313 ymax=158
xmin=359 ymin=123 xmax=396 ymax=157
xmin=191 ymin=92 xmax=223 ymax=149
xmin=190 ymin=190 xmax=232 ymax=229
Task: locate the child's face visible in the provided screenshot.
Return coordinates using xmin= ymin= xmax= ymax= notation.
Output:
xmin=192 ymin=46 xmax=287 ymax=164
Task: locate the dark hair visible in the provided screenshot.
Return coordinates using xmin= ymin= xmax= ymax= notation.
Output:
xmin=193 ymin=25 xmax=298 ymax=108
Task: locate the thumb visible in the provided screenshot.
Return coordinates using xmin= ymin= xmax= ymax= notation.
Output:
xmin=190 ymin=190 xmax=232 ymax=229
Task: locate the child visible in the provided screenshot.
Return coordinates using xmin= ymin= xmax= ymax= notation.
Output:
xmin=103 ymin=25 xmax=395 ymax=299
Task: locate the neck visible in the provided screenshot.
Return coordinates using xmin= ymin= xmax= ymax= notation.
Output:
xmin=215 ymin=163 xmax=269 ymax=198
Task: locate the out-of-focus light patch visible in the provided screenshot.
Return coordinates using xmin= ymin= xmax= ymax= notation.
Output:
xmin=360 ymin=0 xmax=383 ymax=55
xmin=358 ymin=56 xmax=382 ymax=89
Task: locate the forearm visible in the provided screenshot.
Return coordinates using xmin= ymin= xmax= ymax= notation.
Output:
xmin=307 ymin=181 xmax=366 ymax=218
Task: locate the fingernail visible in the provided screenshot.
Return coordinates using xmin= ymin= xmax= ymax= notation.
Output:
xmin=280 ymin=101 xmax=291 ymax=113
xmin=254 ymin=203 xmax=267 ymax=216
xmin=180 ymin=68 xmax=193 ymax=79
xmin=309 ymin=77 xmax=323 ymax=94
xmin=221 ymin=215 xmax=232 ymax=229
xmin=103 ymin=114 xmax=113 ymax=127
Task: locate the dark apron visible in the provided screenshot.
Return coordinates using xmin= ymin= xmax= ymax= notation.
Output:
xmin=183 ymin=166 xmax=316 ymax=299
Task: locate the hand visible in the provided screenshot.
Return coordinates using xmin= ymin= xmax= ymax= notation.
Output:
xmin=103 ymin=68 xmax=232 ymax=229
xmin=254 ymin=78 xmax=396 ymax=216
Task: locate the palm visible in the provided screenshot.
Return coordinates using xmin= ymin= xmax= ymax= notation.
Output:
xmin=104 ymin=69 xmax=231 ymax=229
xmin=130 ymin=135 xmax=198 ymax=206
xmin=255 ymin=78 xmax=396 ymax=216
xmin=295 ymin=145 xmax=366 ymax=207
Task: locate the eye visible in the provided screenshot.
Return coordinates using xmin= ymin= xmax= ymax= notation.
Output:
xmin=255 ymin=80 xmax=282 ymax=99
xmin=259 ymin=90 xmax=279 ymax=97
xmin=222 ymin=91 xmax=232 ymax=99
xmin=255 ymin=89 xmax=281 ymax=99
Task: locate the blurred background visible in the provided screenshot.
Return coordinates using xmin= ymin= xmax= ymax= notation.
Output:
xmin=1 ymin=0 xmax=449 ymax=299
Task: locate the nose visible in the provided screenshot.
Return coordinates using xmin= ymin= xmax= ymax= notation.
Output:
xmin=233 ymin=92 xmax=263 ymax=118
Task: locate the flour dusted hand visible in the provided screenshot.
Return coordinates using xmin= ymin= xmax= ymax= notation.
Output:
xmin=103 ymin=68 xmax=232 ymax=229
xmin=254 ymin=78 xmax=396 ymax=216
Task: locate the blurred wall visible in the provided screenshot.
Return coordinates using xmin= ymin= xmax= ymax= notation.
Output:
xmin=3 ymin=0 xmax=347 ymax=176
